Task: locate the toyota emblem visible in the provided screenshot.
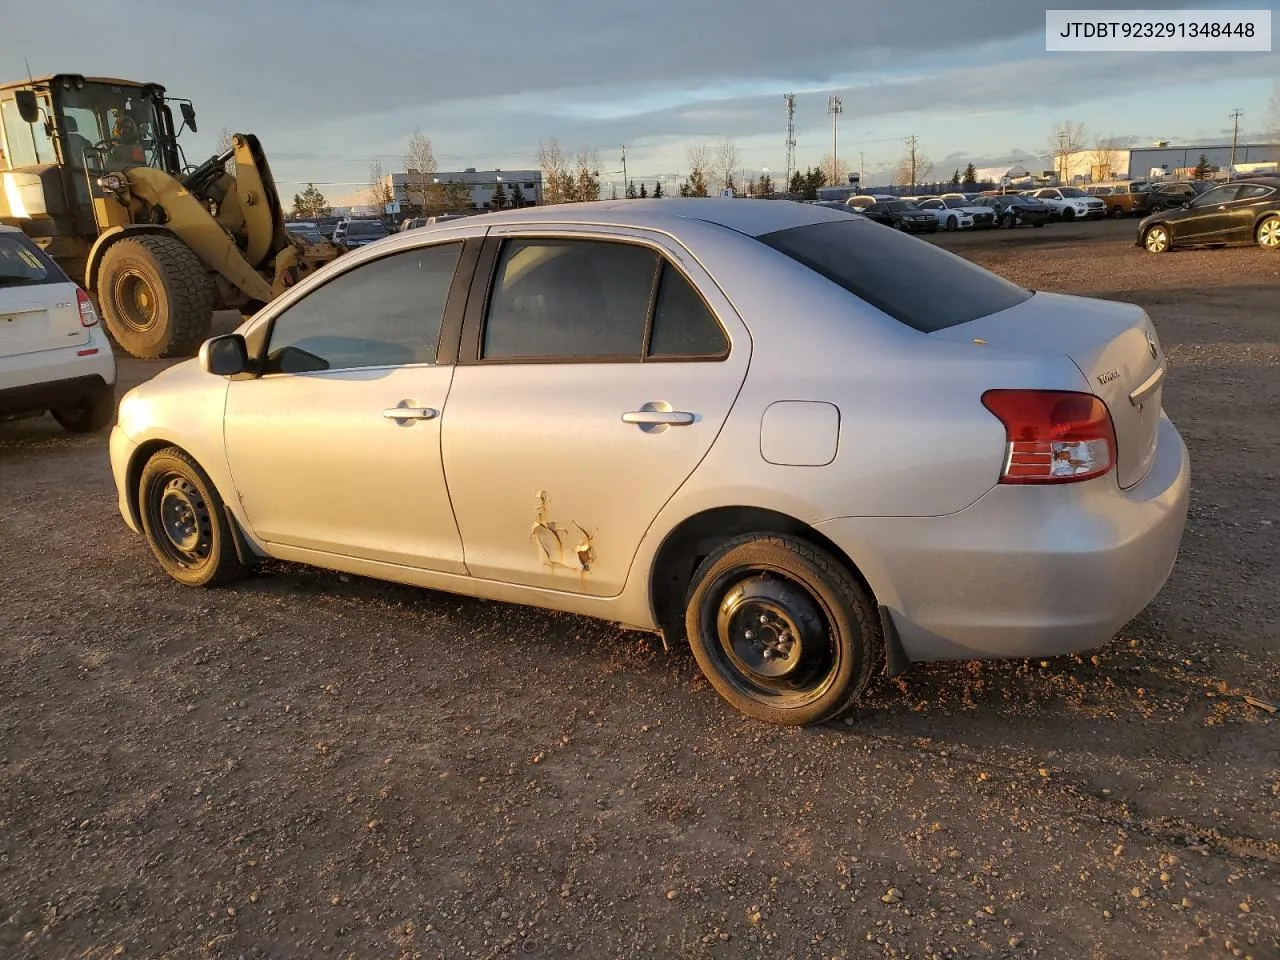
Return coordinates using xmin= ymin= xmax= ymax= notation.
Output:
xmin=1147 ymin=329 xmax=1158 ymax=360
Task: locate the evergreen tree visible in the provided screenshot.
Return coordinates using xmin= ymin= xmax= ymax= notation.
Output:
xmin=746 ymin=177 xmax=757 ymax=197
xmin=443 ymin=180 xmax=473 ymax=213
xmin=491 ymin=181 xmax=507 ymax=210
xmin=757 ymin=172 xmax=775 ymax=198
xmin=950 ymin=168 xmax=961 ymax=186
xmin=962 ymin=163 xmax=978 ymax=187
xmin=801 ymin=166 xmax=826 ymax=201
xmin=509 ymin=182 xmax=526 ymax=207
xmin=291 ymin=183 xmax=331 ymax=219
xmin=789 ymin=170 xmax=804 ymax=194
xmin=639 ymin=183 xmax=648 ymax=198
xmin=626 ymin=180 xmax=638 ymax=199
xmin=1193 ymin=154 xmax=1213 ymax=180
xmin=653 ymin=181 xmax=664 ymax=198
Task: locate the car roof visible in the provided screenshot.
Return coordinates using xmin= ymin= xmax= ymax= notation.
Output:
xmin=419 ymin=198 xmax=856 ymax=238
xmin=0 ymin=224 xmax=22 ymax=234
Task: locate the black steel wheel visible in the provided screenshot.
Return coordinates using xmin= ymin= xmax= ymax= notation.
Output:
xmin=138 ymin=447 xmax=248 ymax=587
xmin=684 ymin=534 xmax=881 ymax=725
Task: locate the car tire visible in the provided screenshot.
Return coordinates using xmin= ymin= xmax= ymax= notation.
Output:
xmin=98 ymin=235 xmax=215 ymax=360
xmin=683 ymin=534 xmax=882 ymax=726
xmin=138 ymin=446 xmax=248 ymax=588
xmin=1061 ymin=208 xmax=1076 ymax=222
xmin=1032 ymin=221 xmax=1045 ymax=227
xmin=895 ymin=220 xmax=908 ymax=231
xmin=1256 ymin=215 xmax=1280 ymax=250
xmin=1143 ymin=225 xmax=1172 ymax=253
xmin=51 ymin=388 xmax=115 ymax=434
xmin=946 ymin=215 xmax=958 ymax=231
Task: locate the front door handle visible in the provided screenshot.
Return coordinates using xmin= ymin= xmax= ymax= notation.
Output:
xmin=383 ymin=406 xmax=438 ymax=421
xmin=622 ymin=409 xmax=695 ymax=426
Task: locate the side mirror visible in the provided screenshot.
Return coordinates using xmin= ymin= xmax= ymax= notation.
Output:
xmin=180 ymin=102 xmax=197 ymax=133
xmin=15 ymin=90 xmax=40 ymax=124
xmin=199 ymin=334 xmax=249 ymax=376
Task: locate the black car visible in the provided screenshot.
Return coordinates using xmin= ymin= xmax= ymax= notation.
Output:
xmin=331 ymin=218 xmax=390 ymax=253
xmin=1146 ymin=180 xmax=1213 ymax=212
xmin=860 ymin=199 xmax=937 ymax=233
xmin=1137 ymin=177 xmax=1280 ymax=253
xmin=979 ymin=195 xmax=1052 ymax=228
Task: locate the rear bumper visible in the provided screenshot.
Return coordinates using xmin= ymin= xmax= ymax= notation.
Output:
xmin=0 ymin=373 xmax=113 ymax=417
xmin=816 ymin=413 xmax=1190 ymax=662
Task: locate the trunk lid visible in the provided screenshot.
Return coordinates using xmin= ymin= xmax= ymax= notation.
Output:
xmin=0 ymin=280 xmax=89 ymax=359
xmin=933 ymin=291 xmax=1164 ymax=489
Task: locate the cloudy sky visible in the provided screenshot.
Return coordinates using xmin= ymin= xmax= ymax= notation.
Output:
xmin=3 ymin=0 xmax=1277 ymax=197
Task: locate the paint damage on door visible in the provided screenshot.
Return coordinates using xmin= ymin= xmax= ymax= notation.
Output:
xmin=530 ymin=490 xmax=594 ymax=573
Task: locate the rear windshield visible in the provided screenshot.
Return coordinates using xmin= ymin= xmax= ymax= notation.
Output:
xmin=0 ymin=234 xmax=66 ymax=287
xmin=757 ymin=218 xmax=1032 ymax=333
xmin=348 ymin=221 xmax=388 ymax=237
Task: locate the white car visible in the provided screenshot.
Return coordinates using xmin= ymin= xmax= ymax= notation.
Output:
xmin=0 ymin=226 xmax=116 ymax=433
xmin=1029 ymin=188 xmax=1108 ymax=221
xmin=108 ymin=199 xmax=1188 ymax=726
xmin=914 ymin=197 xmax=993 ymax=231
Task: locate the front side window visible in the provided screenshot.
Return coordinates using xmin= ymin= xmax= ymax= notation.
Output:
xmin=1 ymin=98 xmax=56 ymax=167
xmin=264 ymin=243 xmax=462 ymax=374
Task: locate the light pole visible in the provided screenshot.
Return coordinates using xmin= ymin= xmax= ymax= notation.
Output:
xmin=828 ymin=96 xmax=843 ymax=181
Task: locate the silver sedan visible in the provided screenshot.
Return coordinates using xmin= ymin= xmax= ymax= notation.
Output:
xmin=109 ymin=199 xmax=1190 ymax=726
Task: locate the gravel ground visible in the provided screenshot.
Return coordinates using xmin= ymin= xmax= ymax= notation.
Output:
xmin=1 ymin=217 xmax=1277 ymax=960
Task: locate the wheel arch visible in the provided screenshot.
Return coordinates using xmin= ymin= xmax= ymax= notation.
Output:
xmin=647 ymin=505 xmax=879 ymax=645
xmin=125 ymin=438 xmax=258 ymax=565
xmin=84 ymin=225 xmax=173 ymax=296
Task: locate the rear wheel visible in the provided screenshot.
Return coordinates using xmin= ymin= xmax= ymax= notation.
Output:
xmin=1144 ymin=224 xmax=1172 ymax=254
xmin=1256 ymin=216 xmax=1280 ymax=250
xmin=51 ymin=389 xmax=114 ymax=434
xmin=684 ymin=534 xmax=881 ymax=726
xmin=138 ymin=447 xmax=248 ymax=587
xmin=98 ymin=235 xmax=215 ymax=360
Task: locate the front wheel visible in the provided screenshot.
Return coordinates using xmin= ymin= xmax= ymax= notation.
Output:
xmin=684 ymin=534 xmax=882 ymax=726
xmin=98 ymin=235 xmax=215 ymax=360
xmin=946 ymin=215 xmax=958 ymax=231
xmin=1061 ymin=207 xmax=1076 ymax=222
xmin=138 ymin=447 xmax=248 ymax=587
xmin=1256 ymin=215 xmax=1280 ymax=250
xmin=1144 ymin=225 xmax=1172 ymax=253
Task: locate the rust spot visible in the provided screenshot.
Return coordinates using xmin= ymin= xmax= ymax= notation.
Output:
xmin=530 ymin=491 xmax=594 ymax=573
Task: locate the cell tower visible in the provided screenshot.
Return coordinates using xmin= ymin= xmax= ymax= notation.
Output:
xmin=783 ymin=93 xmax=797 ymax=189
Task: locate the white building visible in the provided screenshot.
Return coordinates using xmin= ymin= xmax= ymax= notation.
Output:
xmin=387 ymin=168 xmax=543 ymax=213
xmin=1059 ymin=143 xmax=1280 ymax=183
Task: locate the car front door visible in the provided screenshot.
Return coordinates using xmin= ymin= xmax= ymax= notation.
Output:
xmin=440 ymin=227 xmax=750 ymax=597
xmin=222 ymin=239 xmax=476 ymax=573
xmin=1178 ymin=185 xmax=1242 ymax=242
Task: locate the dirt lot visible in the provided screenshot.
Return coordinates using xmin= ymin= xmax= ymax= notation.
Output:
xmin=1 ymin=217 xmax=1277 ymax=960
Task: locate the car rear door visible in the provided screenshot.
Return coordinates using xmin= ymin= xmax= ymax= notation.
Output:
xmin=439 ymin=226 xmax=750 ymax=598
xmin=1224 ymin=184 xmax=1275 ymax=241
xmin=0 ymin=232 xmax=88 ymax=361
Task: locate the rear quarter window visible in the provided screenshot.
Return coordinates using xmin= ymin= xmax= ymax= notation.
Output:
xmin=757 ymin=218 xmax=1032 ymax=333
xmin=0 ymin=233 xmax=68 ymax=287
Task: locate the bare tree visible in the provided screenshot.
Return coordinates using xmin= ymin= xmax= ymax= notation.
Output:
xmin=536 ymin=138 xmax=574 ymax=204
xmin=403 ymin=128 xmax=438 ymax=215
xmin=367 ymin=160 xmax=393 ymax=211
xmin=894 ymin=138 xmax=933 ymax=188
xmin=1267 ymin=81 xmax=1280 ymax=144
xmin=1049 ymin=120 xmax=1088 ymax=184
xmin=682 ymin=142 xmax=710 ymax=197
xmin=820 ymin=154 xmax=850 ymax=186
xmin=574 ymin=146 xmax=601 ymax=202
xmin=1087 ymin=134 xmax=1117 ymax=183
xmin=216 ymin=127 xmax=236 ymax=175
xmin=714 ymin=137 xmax=740 ymax=192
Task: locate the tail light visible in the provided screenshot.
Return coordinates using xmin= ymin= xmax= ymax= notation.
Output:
xmin=981 ymin=389 xmax=1116 ymax=484
xmin=76 ymin=288 xmax=100 ymax=327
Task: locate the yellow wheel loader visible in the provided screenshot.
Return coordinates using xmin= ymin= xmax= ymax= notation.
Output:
xmin=0 ymin=73 xmax=337 ymax=359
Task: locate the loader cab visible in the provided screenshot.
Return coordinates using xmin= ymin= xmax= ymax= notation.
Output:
xmin=0 ymin=74 xmax=192 ymax=239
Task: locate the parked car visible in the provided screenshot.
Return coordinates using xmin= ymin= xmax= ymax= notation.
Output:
xmin=284 ymin=221 xmax=327 ymax=245
xmin=978 ymin=194 xmax=1053 ymax=228
xmin=859 ymin=199 xmax=938 ymax=233
xmin=400 ymin=215 xmax=467 ymax=232
xmin=844 ymin=194 xmax=895 ymax=211
xmin=1028 ymin=187 xmax=1108 ymax=221
xmin=1137 ymin=178 xmax=1280 ymax=253
xmin=331 ymin=219 xmax=390 ymax=252
xmin=314 ymin=217 xmax=342 ymax=240
xmin=1 ymin=225 xmax=116 ymax=433
xmin=915 ymin=196 xmax=996 ymax=230
xmin=1084 ymin=182 xmax=1153 ymax=218
xmin=108 ymin=199 xmax=1189 ymax=727
xmin=1146 ymin=180 xmax=1214 ymax=212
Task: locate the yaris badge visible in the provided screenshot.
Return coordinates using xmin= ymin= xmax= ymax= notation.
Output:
xmin=1147 ymin=330 xmax=1158 ymax=359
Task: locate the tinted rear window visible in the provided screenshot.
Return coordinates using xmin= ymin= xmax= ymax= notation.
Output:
xmin=348 ymin=222 xmax=388 ymax=237
xmin=757 ymin=219 xmax=1032 ymax=333
xmin=0 ymin=233 xmax=66 ymax=287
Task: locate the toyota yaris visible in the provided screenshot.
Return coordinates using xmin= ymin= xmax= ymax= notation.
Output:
xmin=110 ymin=199 xmax=1190 ymax=726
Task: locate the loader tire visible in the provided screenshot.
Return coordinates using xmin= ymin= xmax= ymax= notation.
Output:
xmin=99 ymin=235 xmax=215 ymax=360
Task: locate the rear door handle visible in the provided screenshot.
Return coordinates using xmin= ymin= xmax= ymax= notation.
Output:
xmin=383 ymin=406 xmax=438 ymax=421
xmin=622 ymin=410 xmax=695 ymax=426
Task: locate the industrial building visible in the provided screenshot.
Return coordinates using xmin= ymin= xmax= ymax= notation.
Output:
xmin=1059 ymin=142 xmax=1280 ymax=183
xmin=387 ymin=168 xmax=542 ymax=213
